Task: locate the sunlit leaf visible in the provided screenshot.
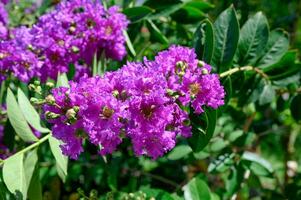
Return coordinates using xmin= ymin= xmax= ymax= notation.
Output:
xmin=6 ymin=88 xmax=37 ymax=142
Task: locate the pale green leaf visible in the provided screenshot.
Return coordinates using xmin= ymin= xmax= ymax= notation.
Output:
xmin=3 ymin=154 xmax=27 ymax=200
xmin=17 ymin=88 xmax=50 ymax=133
xmin=6 ymin=88 xmax=37 ymax=142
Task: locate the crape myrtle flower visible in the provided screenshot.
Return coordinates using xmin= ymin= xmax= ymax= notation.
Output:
xmin=0 ymin=124 xmax=10 ymax=159
xmin=151 ymin=45 xmax=225 ymax=114
xmin=30 ymin=0 xmax=128 ymax=81
xmin=0 ymin=0 xmax=128 ymax=83
xmin=44 ymin=87 xmax=84 ymax=159
xmin=73 ymin=63 xmax=91 ymax=82
xmin=44 ymin=46 xmax=224 ymax=159
xmin=70 ymin=76 xmax=126 ymax=155
xmin=0 ymin=2 xmax=8 ymax=40
xmin=0 ymin=27 xmax=42 ymax=82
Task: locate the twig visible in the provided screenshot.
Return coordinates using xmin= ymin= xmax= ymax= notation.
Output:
xmin=219 ymin=66 xmax=269 ymax=81
xmin=0 ymin=133 xmax=52 ymax=166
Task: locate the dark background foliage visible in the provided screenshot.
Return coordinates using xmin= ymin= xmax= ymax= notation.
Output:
xmin=1 ymin=0 xmax=301 ymax=200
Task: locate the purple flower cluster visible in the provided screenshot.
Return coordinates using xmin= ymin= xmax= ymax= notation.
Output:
xmin=0 ymin=2 xmax=7 ymax=40
xmin=0 ymin=0 xmax=128 ymax=83
xmin=44 ymin=46 xmax=225 ymax=159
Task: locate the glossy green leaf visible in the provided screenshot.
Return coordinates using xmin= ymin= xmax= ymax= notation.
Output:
xmin=259 ymin=84 xmax=276 ymax=105
xmin=183 ymin=177 xmax=211 ymax=200
xmin=123 ymin=30 xmax=137 ymax=57
xmin=144 ymin=0 xmax=182 ymax=19
xmin=236 ymin=12 xmax=269 ymax=66
xmin=3 ymin=153 xmax=27 ymax=199
xmin=193 ymin=19 xmax=214 ymax=63
xmin=17 ymin=88 xmax=50 ymax=133
xmin=185 ymin=1 xmax=214 ymax=11
xmin=257 ymin=29 xmax=289 ymax=68
xmin=49 ymin=136 xmax=68 ymax=178
xmin=167 ymin=145 xmax=192 ymax=160
xmin=290 ymin=94 xmax=301 ymax=122
xmin=56 ymin=73 xmax=69 ymax=88
xmin=6 ymin=88 xmax=38 ymax=142
xmin=212 ymin=5 xmax=239 ymax=72
xmin=241 ymin=151 xmax=273 ymax=173
xmin=188 ymin=109 xmax=217 ymax=152
xmin=225 ymin=165 xmax=244 ymax=197
xmin=265 ymin=50 xmax=300 ymax=80
xmin=140 ymin=187 xmax=174 ymax=200
xmin=171 ymin=6 xmax=205 ymax=24
xmin=123 ymin=6 xmax=153 ymax=23
xmin=147 ymin=20 xmax=169 ymax=45
xmin=208 ymin=153 xmax=235 ymax=173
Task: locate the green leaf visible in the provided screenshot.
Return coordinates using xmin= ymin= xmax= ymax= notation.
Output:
xmin=257 ymin=29 xmax=289 ymax=68
xmin=123 ymin=30 xmax=137 ymax=57
xmin=290 ymin=94 xmax=301 ymax=122
xmin=3 ymin=154 xmax=27 ymax=199
xmin=147 ymin=20 xmax=169 ymax=45
xmin=183 ymin=177 xmax=211 ymax=200
xmin=208 ymin=153 xmax=235 ymax=173
xmin=123 ymin=6 xmax=153 ymax=23
xmin=241 ymin=151 xmax=273 ymax=174
xmin=171 ymin=6 xmax=205 ymax=24
xmin=17 ymin=88 xmax=50 ymax=133
xmin=56 ymin=73 xmax=69 ymax=88
xmin=27 ymin=168 xmax=42 ymax=200
xmin=212 ymin=5 xmax=239 ymax=72
xmin=185 ymin=1 xmax=214 ymax=11
xmin=210 ymin=193 xmax=220 ymax=200
xmin=259 ymin=84 xmax=276 ymax=105
xmin=24 ymin=149 xmax=38 ymax=187
xmin=193 ymin=19 xmax=214 ymax=63
xmin=167 ymin=145 xmax=192 ymax=160
xmin=225 ymin=165 xmax=245 ymax=197
xmin=236 ymin=12 xmax=269 ymax=66
xmin=6 ymin=88 xmax=38 ymax=142
xmin=265 ymin=50 xmax=300 ymax=80
xmin=140 ymin=187 xmax=174 ymax=200
xmin=144 ymin=0 xmax=182 ymax=19
xmin=49 ymin=136 xmax=68 ymax=179
xmin=188 ymin=109 xmax=217 ymax=152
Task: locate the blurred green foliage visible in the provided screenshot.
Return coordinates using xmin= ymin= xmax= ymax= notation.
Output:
xmin=1 ymin=0 xmax=301 ymax=200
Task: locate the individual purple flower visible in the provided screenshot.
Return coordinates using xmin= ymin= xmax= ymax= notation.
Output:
xmin=44 ymin=87 xmax=84 ymax=159
xmin=73 ymin=63 xmax=91 ymax=82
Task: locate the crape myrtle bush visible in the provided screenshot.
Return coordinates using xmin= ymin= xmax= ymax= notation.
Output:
xmin=0 ymin=0 xmax=301 ymax=199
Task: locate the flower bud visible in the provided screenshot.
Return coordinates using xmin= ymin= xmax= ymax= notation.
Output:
xmin=30 ymin=97 xmax=45 ymax=105
xmin=112 ymin=90 xmax=119 ymax=98
xmin=66 ymin=108 xmax=77 ymax=120
xmin=68 ymin=26 xmax=76 ymax=34
xmin=176 ymin=61 xmax=185 ymax=68
xmin=201 ymin=68 xmax=209 ymax=75
xmin=45 ymin=95 xmax=56 ymax=105
xmin=34 ymin=80 xmax=40 ymax=86
xmin=45 ymin=111 xmax=60 ymax=120
xmin=72 ymin=46 xmax=80 ymax=53
xmin=46 ymin=82 xmax=55 ymax=88
xmin=198 ymin=60 xmax=205 ymax=67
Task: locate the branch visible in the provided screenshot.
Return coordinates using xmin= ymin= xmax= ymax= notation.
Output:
xmin=219 ymin=66 xmax=269 ymax=80
xmin=0 ymin=133 xmax=52 ymax=166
